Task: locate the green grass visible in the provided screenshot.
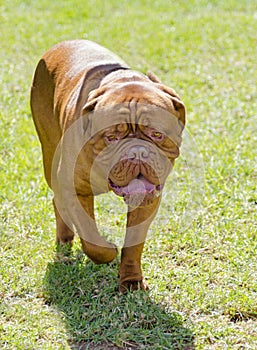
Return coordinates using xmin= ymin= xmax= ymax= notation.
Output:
xmin=1 ymin=0 xmax=257 ymax=348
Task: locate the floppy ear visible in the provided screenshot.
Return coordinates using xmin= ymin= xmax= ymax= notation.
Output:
xmin=157 ymin=84 xmax=186 ymax=126
xmin=80 ymin=86 xmax=109 ymax=133
xmin=147 ymin=71 xmax=162 ymax=83
xmin=147 ymin=72 xmax=186 ymax=126
xmin=81 ymin=86 xmax=109 ymax=115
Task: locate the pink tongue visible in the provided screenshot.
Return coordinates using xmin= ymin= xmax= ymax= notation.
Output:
xmin=125 ymin=176 xmax=155 ymax=195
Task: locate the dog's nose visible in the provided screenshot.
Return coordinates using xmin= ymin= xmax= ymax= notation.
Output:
xmin=128 ymin=145 xmax=149 ymax=160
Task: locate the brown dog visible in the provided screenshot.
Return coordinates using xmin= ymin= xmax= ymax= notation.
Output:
xmin=30 ymin=40 xmax=186 ymax=292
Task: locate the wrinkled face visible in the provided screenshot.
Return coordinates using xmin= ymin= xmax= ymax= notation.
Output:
xmin=105 ymin=122 xmax=176 ymax=207
xmin=84 ymin=82 xmax=185 ymax=207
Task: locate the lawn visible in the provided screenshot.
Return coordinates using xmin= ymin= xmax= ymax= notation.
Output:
xmin=1 ymin=0 xmax=257 ymax=349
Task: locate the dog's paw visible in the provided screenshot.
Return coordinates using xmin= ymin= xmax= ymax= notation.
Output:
xmin=119 ymin=279 xmax=149 ymax=293
xmin=81 ymin=240 xmax=118 ymax=264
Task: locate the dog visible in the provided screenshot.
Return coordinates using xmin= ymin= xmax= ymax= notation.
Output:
xmin=30 ymin=40 xmax=186 ymax=292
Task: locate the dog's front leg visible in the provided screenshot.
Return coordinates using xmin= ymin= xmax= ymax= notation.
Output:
xmin=55 ymin=190 xmax=118 ymax=264
xmin=76 ymin=195 xmax=118 ymax=264
xmin=119 ymin=196 xmax=161 ymax=292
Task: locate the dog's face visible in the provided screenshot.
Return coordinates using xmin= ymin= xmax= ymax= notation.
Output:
xmin=82 ymin=80 xmax=185 ymax=207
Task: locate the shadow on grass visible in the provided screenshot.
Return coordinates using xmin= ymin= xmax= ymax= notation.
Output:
xmin=43 ymin=248 xmax=195 ymax=350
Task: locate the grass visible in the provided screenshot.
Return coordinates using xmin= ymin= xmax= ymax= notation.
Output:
xmin=0 ymin=0 xmax=257 ymax=348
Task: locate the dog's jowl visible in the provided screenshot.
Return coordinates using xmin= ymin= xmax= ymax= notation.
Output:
xmin=30 ymin=40 xmax=186 ymax=292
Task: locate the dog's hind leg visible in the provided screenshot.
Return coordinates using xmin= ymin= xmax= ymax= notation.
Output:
xmin=30 ymin=58 xmax=62 ymax=188
xmin=53 ymin=199 xmax=75 ymax=245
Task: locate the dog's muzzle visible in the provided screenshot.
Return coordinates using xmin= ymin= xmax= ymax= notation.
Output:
xmin=108 ymin=144 xmax=165 ymax=207
xmin=109 ymin=174 xmax=164 ymax=207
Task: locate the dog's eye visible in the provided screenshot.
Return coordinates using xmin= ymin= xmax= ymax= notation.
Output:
xmin=151 ymin=131 xmax=164 ymax=140
xmin=107 ymin=135 xmax=116 ymax=141
xmin=105 ymin=134 xmax=119 ymax=144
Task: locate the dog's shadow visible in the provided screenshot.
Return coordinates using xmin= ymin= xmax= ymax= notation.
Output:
xmin=43 ymin=247 xmax=195 ymax=349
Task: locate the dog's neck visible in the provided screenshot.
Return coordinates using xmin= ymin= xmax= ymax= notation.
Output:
xmin=101 ymin=69 xmax=150 ymax=87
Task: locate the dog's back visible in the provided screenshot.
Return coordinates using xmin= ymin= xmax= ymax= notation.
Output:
xmin=30 ymin=40 xmax=129 ymax=185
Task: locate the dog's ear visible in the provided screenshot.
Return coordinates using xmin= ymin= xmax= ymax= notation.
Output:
xmin=80 ymin=86 xmax=109 ymax=134
xmin=157 ymin=84 xmax=186 ymax=126
xmin=81 ymin=86 xmax=108 ymax=115
xmin=147 ymin=72 xmax=186 ymax=126
xmin=147 ymin=71 xmax=162 ymax=83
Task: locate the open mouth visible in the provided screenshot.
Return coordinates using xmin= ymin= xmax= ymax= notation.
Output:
xmin=108 ymin=174 xmax=164 ymax=206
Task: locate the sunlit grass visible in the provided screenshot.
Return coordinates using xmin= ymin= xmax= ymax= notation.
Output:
xmin=1 ymin=0 xmax=257 ymax=349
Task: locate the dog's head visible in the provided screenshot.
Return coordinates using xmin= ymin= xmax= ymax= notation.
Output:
xmin=82 ymin=73 xmax=186 ymax=207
